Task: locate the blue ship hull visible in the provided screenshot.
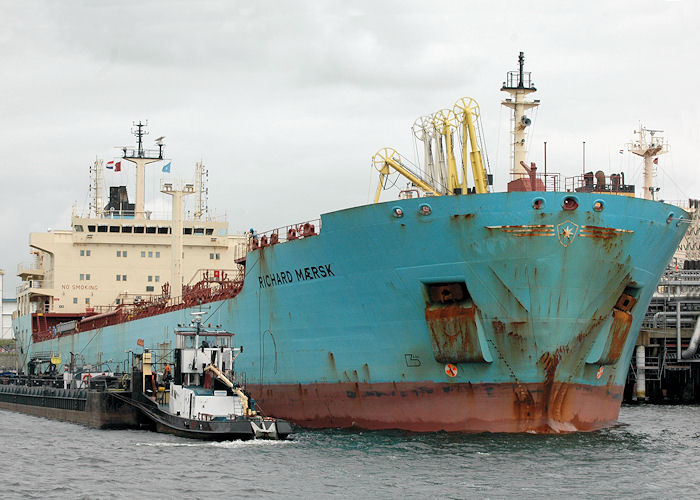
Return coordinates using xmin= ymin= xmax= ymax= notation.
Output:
xmin=14 ymin=192 xmax=688 ymax=432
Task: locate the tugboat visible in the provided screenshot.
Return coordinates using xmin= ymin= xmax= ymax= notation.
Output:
xmin=113 ymin=312 xmax=292 ymax=440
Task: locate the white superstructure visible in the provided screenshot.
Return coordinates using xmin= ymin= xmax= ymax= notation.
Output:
xmin=15 ymin=124 xmax=247 ymax=317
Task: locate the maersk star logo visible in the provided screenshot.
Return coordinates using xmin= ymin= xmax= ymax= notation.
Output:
xmin=557 ymin=220 xmax=579 ymax=247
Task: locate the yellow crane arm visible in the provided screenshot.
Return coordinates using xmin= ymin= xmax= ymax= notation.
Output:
xmin=454 ymin=97 xmax=489 ymax=194
xmin=433 ymin=109 xmax=461 ymax=193
xmin=372 ymin=148 xmax=442 ymax=203
xmin=205 ymin=363 xmax=255 ymax=416
xmin=204 ymin=363 xmax=234 ymax=388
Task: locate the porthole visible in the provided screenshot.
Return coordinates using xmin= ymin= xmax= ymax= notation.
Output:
xmin=392 ymin=206 xmax=404 ymax=218
xmin=532 ymin=197 xmax=545 ymax=210
xmin=562 ymin=196 xmax=579 ymax=211
xmin=419 ymin=203 xmax=432 ymax=216
xmin=593 ymin=199 xmax=604 ymax=212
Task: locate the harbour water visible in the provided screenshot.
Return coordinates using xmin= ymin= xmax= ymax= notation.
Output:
xmin=1 ymin=405 xmax=698 ymax=499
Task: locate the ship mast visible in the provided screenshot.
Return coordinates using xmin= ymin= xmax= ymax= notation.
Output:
xmin=501 ymin=52 xmax=539 ymax=177
xmin=626 ymin=125 xmax=669 ymax=200
xmin=193 ymin=161 xmax=209 ymax=220
xmin=161 ymin=180 xmax=195 ymax=299
xmin=121 ymin=121 xmax=164 ymax=219
xmin=89 ymin=158 xmax=105 ymax=218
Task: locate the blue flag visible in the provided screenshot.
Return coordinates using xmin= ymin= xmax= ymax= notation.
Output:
xmin=162 ymin=162 xmax=171 ymax=173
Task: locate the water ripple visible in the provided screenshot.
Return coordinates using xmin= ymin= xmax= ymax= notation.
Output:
xmin=1 ymin=405 xmax=698 ymax=497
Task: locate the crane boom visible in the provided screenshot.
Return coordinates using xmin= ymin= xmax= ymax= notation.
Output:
xmin=433 ymin=109 xmax=461 ymax=193
xmin=454 ymin=97 xmax=489 ymax=194
xmin=373 ymin=147 xmax=443 ymax=203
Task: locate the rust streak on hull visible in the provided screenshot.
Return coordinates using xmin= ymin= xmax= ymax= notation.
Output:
xmin=250 ymin=381 xmax=623 ymax=433
xmin=425 ymin=303 xmax=486 ymax=363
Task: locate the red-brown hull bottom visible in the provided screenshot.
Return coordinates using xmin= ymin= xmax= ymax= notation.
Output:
xmin=250 ymin=381 xmax=624 ymax=433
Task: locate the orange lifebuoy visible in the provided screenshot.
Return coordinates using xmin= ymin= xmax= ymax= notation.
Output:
xmin=596 ymin=366 xmax=604 ymax=379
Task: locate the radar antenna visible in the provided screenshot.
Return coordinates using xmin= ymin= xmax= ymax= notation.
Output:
xmin=119 ymin=121 xmax=166 ymax=219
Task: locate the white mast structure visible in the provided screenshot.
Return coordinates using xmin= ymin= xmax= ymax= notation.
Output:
xmin=89 ymin=159 xmax=105 ymax=218
xmin=626 ymin=125 xmax=669 ymax=200
xmin=120 ymin=121 xmax=165 ymax=220
xmin=193 ymin=161 xmax=209 ymax=220
xmin=501 ymin=52 xmax=539 ymax=177
xmin=161 ymin=180 xmax=195 ymax=299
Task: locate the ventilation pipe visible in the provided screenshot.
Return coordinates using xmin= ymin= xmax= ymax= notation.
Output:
xmin=681 ymin=316 xmax=700 ymax=359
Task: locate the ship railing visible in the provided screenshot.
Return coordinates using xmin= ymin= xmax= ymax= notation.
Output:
xmin=509 ymin=171 xmax=561 ymax=192
xmin=503 ymin=70 xmax=533 ymax=89
xmin=564 ymin=173 xmax=635 ymax=195
xmin=17 ymin=260 xmax=45 ymax=277
xmin=248 ymin=218 xmax=322 ymax=251
xmin=658 ymin=269 xmax=700 ymax=285
xmin=110 ymin=271 xmax=246 ymax=319
xmin=642 ymin=308 xmax=700 ymax=329
xmin=628 ymin=351 xmax=666 ymax=381
xmin=661 ymin=199 xmax=700 ymax=210
xmin=185 ymin=268 xmax=245 ymax=287
xmin=90 ymin=210 xmax=229 ymax=223
xmin=121 ymin=147 xmax=162 ymax=159
xmin=233 ymin=241 xmax=248 ymax=262
xmin=16 ymin=279 xmax=53 ymax=296
xmin=81 ymin=304 xmax=119 ymax=314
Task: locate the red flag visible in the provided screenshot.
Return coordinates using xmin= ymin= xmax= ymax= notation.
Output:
xmin=115 ymin=161 xmax=121 ymax=172
xmin=137 ymin=338 xmax=144 ymax=346
xmin=653 ymin=157 xmax=658 ymax=165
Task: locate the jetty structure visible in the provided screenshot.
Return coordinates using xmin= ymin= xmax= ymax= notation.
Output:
xmin=626 ymin=198 xmax=700 ymax=403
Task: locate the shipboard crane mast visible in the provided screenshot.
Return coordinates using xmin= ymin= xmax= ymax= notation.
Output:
xmin=433 ymin=109 xmax=462 ymax=194
xmin=373 ymin=148 xmax=445 ymax=203
xmin=374 ymin=96 xmax=491 ymax=201
xmin=453 ymin=97 xmax=489 ymax=194
xmin=412 ymin=116 xmax=443 ymax=191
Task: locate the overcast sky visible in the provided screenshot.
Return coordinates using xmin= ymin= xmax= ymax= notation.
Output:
xmin=1 ymin=0 xmax=698 ymax=296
